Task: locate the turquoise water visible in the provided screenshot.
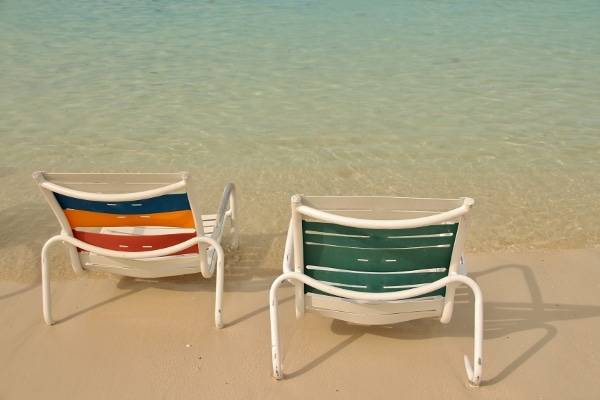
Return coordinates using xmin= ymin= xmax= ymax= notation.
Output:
xmin=1 ymin=0 xmax=599 ymax=282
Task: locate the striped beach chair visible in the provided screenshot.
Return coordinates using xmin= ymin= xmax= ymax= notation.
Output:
xmin=32 ymin=171 xmax=238 ymax=328
xmin=269 ymin=195 xmax=483 ymax=386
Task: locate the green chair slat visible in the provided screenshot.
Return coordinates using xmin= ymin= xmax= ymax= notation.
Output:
xmin=302 ymin=221 xmax=457 ymax=297
xmin=303 ymin=221 xmax=458 ymax=249
xmin=304 ymin=245 xmax=453 ymax=271
xmin=304 ymin=269 xmax=447 ymax=297
xmin=304 ymin=221 xmax=458 ymax=249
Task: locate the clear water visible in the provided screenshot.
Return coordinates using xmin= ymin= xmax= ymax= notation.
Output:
xmin=1 ymin=0 xmax=599 ymax=282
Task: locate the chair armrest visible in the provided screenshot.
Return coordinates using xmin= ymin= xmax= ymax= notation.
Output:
xmin=211 ymin=182 xmax=239 ymax=249
xmin=215 ymin=183 xmax=236 ymax=226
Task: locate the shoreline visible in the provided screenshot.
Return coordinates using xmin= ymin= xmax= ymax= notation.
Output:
xmin=2 ymin=248 xmax=599 ymax=399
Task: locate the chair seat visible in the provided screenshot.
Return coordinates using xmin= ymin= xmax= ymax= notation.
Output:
xmin=305 ymin=292 xmax=445 ymax=325
xmin=80 ymin=251 xmax=215 ymax=278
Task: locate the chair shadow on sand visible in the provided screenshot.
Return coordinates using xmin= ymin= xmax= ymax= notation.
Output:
xmin=283 ymin=262 xmax=600 ymax=385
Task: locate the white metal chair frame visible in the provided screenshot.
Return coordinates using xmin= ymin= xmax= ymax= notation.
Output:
xmin=270 ymin=195 xmax=483 ymax=386
xmin=33 ymin=171 xmax=238 ymax=328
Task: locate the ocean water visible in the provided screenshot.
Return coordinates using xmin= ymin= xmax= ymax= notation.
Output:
xmin=1 ymin=0 xmax=598 ymax=282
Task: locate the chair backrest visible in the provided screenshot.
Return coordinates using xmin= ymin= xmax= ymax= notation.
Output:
xmin=33 ymin=171 xmax=209 ymax=277
xmin=290 ymin=195 xmax=474 ymax=315
xmin=301 ymin=220 xmax=457 ymax=298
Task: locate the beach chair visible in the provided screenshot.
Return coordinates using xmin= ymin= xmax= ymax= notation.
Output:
xmin=32 ymin=171 xmax=238 ymax=328
xmin=269 ymin=195 xmax=483 ymax=386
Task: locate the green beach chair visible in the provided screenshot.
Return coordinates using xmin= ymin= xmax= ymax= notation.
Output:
xmin=32 ymin=171 xmax=238 ymax=328
xmin=269 ymin=194 xmax=483 ymax=386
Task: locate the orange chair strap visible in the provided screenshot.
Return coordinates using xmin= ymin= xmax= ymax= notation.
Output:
xmin=64 ymin=209 xmax=196 ymax=229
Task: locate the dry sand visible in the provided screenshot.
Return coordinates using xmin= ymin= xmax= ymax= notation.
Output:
xmin=1 ymin=249 xmax=599 ymax=399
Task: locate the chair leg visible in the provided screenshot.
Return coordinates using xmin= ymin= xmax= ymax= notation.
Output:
xmin=229 ymin=221 xmax=239 ymax=251
xmin=224 ymin=182 xmax=239 ymax=250
xmin=228 ymin=195 xmax=239 ymax=251
xmin=213 ymin=243 xmax=225 ymax=329
xmin=269 ymin=275 xmax=286 ymax=380
xmin=461 ymin=276 xmax=484 ymax=387
xmin=41 ymin=239 xmax=56 ymax=325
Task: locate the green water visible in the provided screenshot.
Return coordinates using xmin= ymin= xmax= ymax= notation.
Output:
xmin=1 ymin=0 xmax=598 ymax=282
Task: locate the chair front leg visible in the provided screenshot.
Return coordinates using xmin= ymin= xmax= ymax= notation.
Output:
xmin=214 ymin=252 xmax=225 ymax=329
xmin=269 ymin=275 xmax=287 ymax=380
xmin=460 ymin=276 xmax=484 ymax=387
xmin=203 ymin=238 xmax=226 ymax=329
xmin=41 ymin=237 xmax=64 ymax=325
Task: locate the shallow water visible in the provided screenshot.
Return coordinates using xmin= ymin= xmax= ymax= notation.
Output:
xmin=1 ymin=0 xmax=599 ymax=282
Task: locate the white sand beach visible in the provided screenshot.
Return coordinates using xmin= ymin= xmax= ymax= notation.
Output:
xmin=2 ymin=249 xmax=599 ymax=399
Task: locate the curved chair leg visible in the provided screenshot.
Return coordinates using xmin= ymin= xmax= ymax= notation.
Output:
xmin=269 ymin=272 xmax=483 ymax=385
xmin=41 ymin=238 xmax=58 ymax=325
xmin=269 ymin=275 xmax=286 ymax=380
xmin=212 ymin=241 xmax=226 ymax=329
xmin=461 ymin=276 xmax=484 ymax=387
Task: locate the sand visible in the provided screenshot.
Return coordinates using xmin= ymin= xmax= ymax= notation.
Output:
xmin=1 ymin=249 xmax=599 ymax=399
